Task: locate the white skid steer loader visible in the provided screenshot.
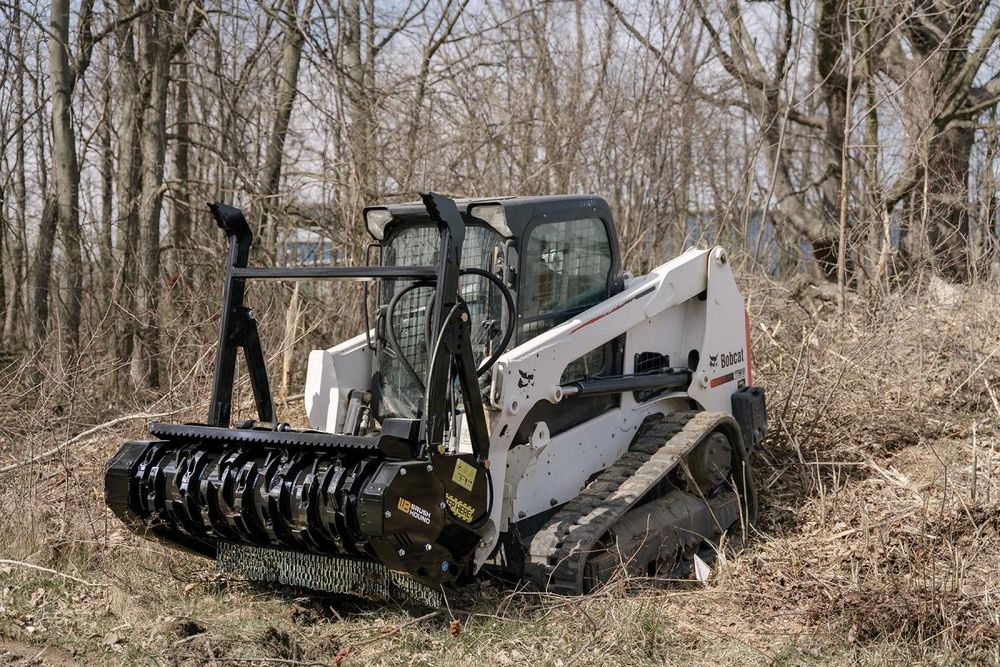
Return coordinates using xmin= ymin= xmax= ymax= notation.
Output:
xmin=106 ymin=193 xmax=766 ymax=605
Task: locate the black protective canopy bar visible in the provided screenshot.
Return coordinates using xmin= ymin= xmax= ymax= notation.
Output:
xmin=205 ymin=197 xmax=491 ymax=461
xmin=208 ymin=202 xmax=266 ymax=428
xmin=419 ymin=193 xmax=490 ymax=458
xmin=230 ymin=266 xmax=436 ymax=281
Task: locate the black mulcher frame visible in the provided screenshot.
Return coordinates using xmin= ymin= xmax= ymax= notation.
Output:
xmin=193 ymin=193 xmax=490 ymax=462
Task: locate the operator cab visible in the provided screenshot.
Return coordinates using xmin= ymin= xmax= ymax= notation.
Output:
xmin=364 ymin=195 xmax=625 ymax=435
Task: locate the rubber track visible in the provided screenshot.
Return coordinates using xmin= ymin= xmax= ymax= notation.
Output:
xmin=526 ymin=410 xmax=735 ymax=594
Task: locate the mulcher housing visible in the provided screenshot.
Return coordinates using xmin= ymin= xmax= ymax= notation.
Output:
xmin=105 ymin=192 xmax=766 ymax=604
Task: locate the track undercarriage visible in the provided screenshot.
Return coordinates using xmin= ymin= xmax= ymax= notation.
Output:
xmin=526 ymin=411 xmax=756 ymax=593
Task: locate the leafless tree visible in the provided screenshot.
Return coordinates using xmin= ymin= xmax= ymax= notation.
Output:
xmin=0 ymin=0 xmax=997 ymax=400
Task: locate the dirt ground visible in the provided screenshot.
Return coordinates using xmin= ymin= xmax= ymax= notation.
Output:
xmin=1 ymin=276 xmax=999 ymax=666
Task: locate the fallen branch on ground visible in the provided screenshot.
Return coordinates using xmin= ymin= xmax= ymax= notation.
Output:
xmin=346 ymin=610 xmax=441 ymax=648
xmin=0 ymin=410 xmax=184 ymax=475
xmin=0 ymin=559 xmax=104 ymax=587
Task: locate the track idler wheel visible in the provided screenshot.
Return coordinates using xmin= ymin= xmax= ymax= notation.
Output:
xmin=683 ymin=431 xmax=732 ymax=494
xmin=584 ymin=428 xmax=746 ymax=590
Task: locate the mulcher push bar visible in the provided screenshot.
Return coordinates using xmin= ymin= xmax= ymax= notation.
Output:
xmin=206 ymin=195 xmax=490 ymax=460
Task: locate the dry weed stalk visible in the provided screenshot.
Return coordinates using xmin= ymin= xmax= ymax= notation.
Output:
xmin=1 ymin=277 xmax=999 ymax=663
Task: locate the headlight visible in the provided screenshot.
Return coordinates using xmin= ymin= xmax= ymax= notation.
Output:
xmin=468 ymin=203 xmax=513 ymax=237
xmin=364 ymin=207 xmax=393 ymax=240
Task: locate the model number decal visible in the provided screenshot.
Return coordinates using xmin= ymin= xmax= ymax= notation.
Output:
xmin=709 ymin=366 xmax=745 ymax=388
xmin=452 ymin=459 xmax=477 ymax=492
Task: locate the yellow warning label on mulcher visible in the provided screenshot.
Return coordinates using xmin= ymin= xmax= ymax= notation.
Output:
xmin=452 ymin=459 xmax=477 ymax=491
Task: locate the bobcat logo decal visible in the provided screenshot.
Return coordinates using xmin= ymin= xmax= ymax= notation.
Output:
xmin=708 ymin=354 xmax=719 ymax=368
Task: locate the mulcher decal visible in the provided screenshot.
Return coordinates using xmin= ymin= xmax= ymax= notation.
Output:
xmin=445 ymin=493 xmax=475 ymax=523
xmin=397 ymin=497 xmax=432 ymax=525
xmin=708 ymin=348 xmax=746 ymax=387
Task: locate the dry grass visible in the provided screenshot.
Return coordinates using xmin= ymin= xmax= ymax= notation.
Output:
xmin=2 ymin=276 xmax=999 ymax=665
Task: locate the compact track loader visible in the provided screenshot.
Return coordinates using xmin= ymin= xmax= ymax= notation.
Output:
xmin=105 ymin=193 xmax=766 ymax=605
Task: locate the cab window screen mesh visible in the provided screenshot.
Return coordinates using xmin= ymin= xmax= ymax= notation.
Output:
xmin=519 ymin=218 xmax=612 ymax=339
xmin=377 ymin=224 xmax=503 ymax=419
xmin=519 ymin=218 xmax=613 ymax=381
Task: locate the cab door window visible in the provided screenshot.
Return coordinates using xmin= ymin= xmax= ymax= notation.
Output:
xmin=519 ymin=217 xmax=613 ymax=340
xmin=519 ymin=218 xmax=614 ymax=381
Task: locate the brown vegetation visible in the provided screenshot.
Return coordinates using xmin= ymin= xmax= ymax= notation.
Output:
xmin=1 ymin=275 xmax=998 ymax=665
xmin=2 ymin=0 xmax=1000 ymax=664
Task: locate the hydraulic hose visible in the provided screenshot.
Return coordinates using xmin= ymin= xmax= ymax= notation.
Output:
xmin=383 ymin=268 xmax=516 ymax=389
xmin=458 ymin=267 xmax=515 ymax=377
xmin=385 ymin=280 xmax=434 ymax=392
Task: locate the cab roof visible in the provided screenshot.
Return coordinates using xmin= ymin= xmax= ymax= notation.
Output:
xmin=367 ymin=194 xmax=614 ymax=241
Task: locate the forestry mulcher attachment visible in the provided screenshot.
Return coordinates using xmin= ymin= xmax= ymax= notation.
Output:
xmin=105 ymin=193 xmax=766 ymax=605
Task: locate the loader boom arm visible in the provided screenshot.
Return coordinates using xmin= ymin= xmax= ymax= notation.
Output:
xmin=472 ymin=246 xmax=751 ymax=566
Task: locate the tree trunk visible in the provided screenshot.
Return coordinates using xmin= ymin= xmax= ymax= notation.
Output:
xmin=2 ymin=1 xmax=27 ymax=345
xmin=0 ymin=186 xmax=6 ymax=331
xmin=343 ymin=0 xmax=375 ymax=206
xmin=48 ymin=0 xmax=84 ymax=359
xmin=100 ymin=43 xmax=115 ymax=300
xmin=30 ymin=196 xmax=58 ymax=349
xmin=113 ymin=11 xmax=144 ymax=385
xmin=28 ymin=47 xmax=52 ymax=353
xmin=974 ymin=110 xmax=999 ymax=278
xmin=923 ymin=124 xmax=975 ymax=282
xmin=130 ymin=6 xmax=173 ymax=388
xmin=2 ymin=164 xmax=25 ymax=345
xmin=259 ymin=0 xmax=311 ymax=249
xmin=170 ymin=59 xmax=191 ymax=279
xmin=814 ymin=0 xmax=848 ymax=281
xmin=531 ymin=4 xmax=560 ymax=192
